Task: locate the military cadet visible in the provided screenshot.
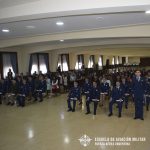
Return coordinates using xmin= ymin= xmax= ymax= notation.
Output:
xmin=145 ymin=78 xmax=150 ymax=111
xmin=108 ymin=81 xmax=124 ymax=118
xmin=67 ymin=81 xmax=80 ymax=112
xmin=34 ymin=75 xmax=46 ymax=102
xmin=17 ymin=79 xmax=29 ymax=107
xmin=86 ymin=81 xmax=100 ymax=115
xmin=100 ymin=77 xmax=110 ymax=106
xmin=121 ymin=78 xmax=130 ymax=109
xmin=132 ymin=70 xmax=145 ymax=120
xmin=7 ymin=80 xmax=17 ymax=106
xmin=82 ymin=78 xmax=92 ymax=114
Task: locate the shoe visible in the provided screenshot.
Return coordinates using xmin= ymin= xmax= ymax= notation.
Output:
xmin=67 ymin=109 xmax=72 ymax=112
xmin=72 ymin=109 xmax=75 ymax=112
xmin=108 ymin=113 xmax=113 ymax=117
xmin=118 ymin=114 xmax=121 ymax=118
xmin=140 ymin=118 xmax=144 ymax=120
xmin=134 ymin=117 xmax=137 ymax=119
xmin=39 ymin=99 xmax=43 ymax=102
xmin=85 ymin=112 xmax=91 ymax=115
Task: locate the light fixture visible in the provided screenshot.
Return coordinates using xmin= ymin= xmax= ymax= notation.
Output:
xmin=56 ymin=21 xmax=64 ymax=26
xmin=145 ymin=10 xmax=150 ymax=14
xmin=96 ymin=17 xmax=104 ymax=20
xmin=60 ymin=40 xmax=64 ymax=42
xmin=26 ymin=26 xmax=35 ymax=29
xmin=2 ymin=29 xmax=10 ymax=33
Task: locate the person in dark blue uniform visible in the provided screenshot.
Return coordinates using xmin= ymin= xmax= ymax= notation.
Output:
xmin=67 ymin=81 xmax=80 ymax=112
xmin=82 ymin=78 xmax=92 ymax=114
xmin=145 ymin=78 xmax=150 ymax=111
xmin=34 ymin=75 xmax=46 ymax=102
xmin=108 ymin=81 xmax=124 ymax=118
xmin=132 ymin=70 xmax=145 ymax=120
xmin=86 ymin=81 xmax=100 ymax=115
xmin=121 ymin=78 xmax=130 ymax=109
xmin=17 ymin=79 xmax=29 ymax=107
xmin=100 ymin=77 xmax=110 ymax=106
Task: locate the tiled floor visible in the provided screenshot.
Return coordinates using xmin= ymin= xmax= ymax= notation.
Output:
xmin=0 ymin=94 xmax=149 ymax=150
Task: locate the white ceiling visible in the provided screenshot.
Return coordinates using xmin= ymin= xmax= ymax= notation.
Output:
xmin=0 ymin=0 xmax=39 ymax=8
xmin=0 ymin=12 xmax=150 ymax=40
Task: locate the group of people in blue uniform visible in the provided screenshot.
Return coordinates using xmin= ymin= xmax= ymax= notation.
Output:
xmin=67 ymin=70 xmax=150 ymax=120
xmin=0 ymin=68 xmax=150 ymax=120
xmin=0 ymin=75 xmax=47 ymax=107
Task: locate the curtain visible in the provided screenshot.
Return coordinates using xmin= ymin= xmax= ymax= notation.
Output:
xmin=112 ymin=56 xmax=115 ymax=65
xmin=57 ymin=54 xmax=69 ymax=71
xmin=62 ymin=54 xmax=69 ymax=71
xmin=57 ymin=55 xmax=62 ymax=71
xmin=39 ymin=54 xmax=48 ymax=74
xmin=98 ymin=56 xmax=103 ymax=69
xmin=30 ymin=54 xmax=38 ymax=74
xmin=75 ymin=55 xmax=84 ymax=70
xmin=88 ymin=55 xmax=95 ymax=68
xmin=2 ymin=53 xmax=16 ymax=78
xmin=10 ymin=53 xmax=17 ymax=74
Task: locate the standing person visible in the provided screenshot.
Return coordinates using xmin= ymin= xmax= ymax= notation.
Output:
xmin=67 ymin=81 xmax=80 ymax=112
xmin=132 ymin=70 xmax=146 ymax=120
xmin=0 ymin=80 xmax=4 ymax=104
xmin=108 ymin=81 xmax=124 ymax=118
xmin=52 ymin=76 xmax=59 ymax=96
xmin=7 ymin=68 xmax=13 ymax=80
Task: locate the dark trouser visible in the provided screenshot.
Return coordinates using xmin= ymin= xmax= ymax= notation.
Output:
xmin=67 ymin=99 xmax=76 ymax=111
xmin=86 ymin=100 xmax=91 ymax=113
xmin=109 ymin=100 xmax=123 ymax=116
xmin=124 ymin=95 xmax=129 ymax=108
xmin=0 ymin=94 xmax=2 ymax=104
xmin=146 ymin=96 xmax=150 ymax=111
xmin=134 ymin=97 xmax=144 ymax=119
xmin=86 ymin=100 xmax=98 ymax=115
xmin=34 ymin=91 xmax=43 ymax=101
xmin=17 ymin=96 xmax=25 ymax=107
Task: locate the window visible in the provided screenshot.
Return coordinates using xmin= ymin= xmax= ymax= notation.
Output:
xmin=112 ymin=56 xmax=115 ymax=65
xmin=98 ymin=55 xmax=103 ymax=67
xmin=75 ymin=55 xmax=84 ymax=70
xmin=2 ymin=53 xmax=18 ymax=78
xmin=57 ymin=54 xmax=69 ymax=71
xmin=29 ymin=53 xmax=49 ymax=75
xmin=88 ymin=55 xmax=95 ymax=68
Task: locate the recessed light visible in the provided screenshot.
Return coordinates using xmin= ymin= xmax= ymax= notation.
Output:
xmin=2 ymin=29 xmax=10 ymax=33
xmin=26 ymin=26 xmax=35 ymax=29
xmin=97 ymin=17 xmax=104 ymax=20
xmin=56 ymin=21 xmax=64 ymax=26
xmin=60 ymin=40 xmax=64 ymax=42
xmin=145 ymin=10 xmax=150 ymax=14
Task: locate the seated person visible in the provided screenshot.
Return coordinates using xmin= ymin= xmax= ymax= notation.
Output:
xmin=67 ymin=81 xmax=80 ymax=112
xmin=34 ymin=75 xmax=46 ymax=102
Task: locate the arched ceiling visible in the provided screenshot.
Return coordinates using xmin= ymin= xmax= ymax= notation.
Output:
xmin=0 ymin=0 xmax=150 ymax=53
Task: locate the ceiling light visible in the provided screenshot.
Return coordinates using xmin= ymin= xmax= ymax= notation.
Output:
xmin=2 ymin=29 xmax=10 ymax=33
xmin=97 ymin=17 xmax=104 ymax=20
xmin=56 ymin=21 xmax=64 ymax=26
xmin=60 ymin=40 xmax=64 ymax=42
xmin=145 ymin=10 xmax=150 ymax=14
xmin=26 ymin=26 xmax=35 ymax=29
